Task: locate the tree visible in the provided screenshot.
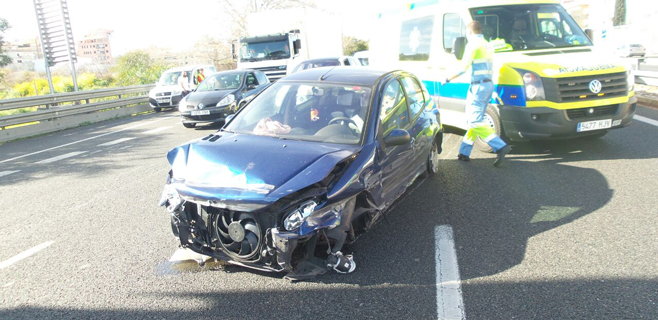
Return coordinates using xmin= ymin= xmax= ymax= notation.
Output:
xmin=613 ymin=0 xmax=626 ymax=26
xmin=0 ymin=18 xmax=11 ymax=69
xmin=343 ymin=36 xmax=369 ymax=56
xmin=218 ymin=0 xmax=316 ymax=37
xmin=112 ymin=50 xmax=170 ymax=86
xmin=194 ymin=36 xmax=236 ymax=71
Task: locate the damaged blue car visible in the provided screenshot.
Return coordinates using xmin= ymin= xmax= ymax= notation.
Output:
xmin=160 ymin=68 xmax=443 ymax=280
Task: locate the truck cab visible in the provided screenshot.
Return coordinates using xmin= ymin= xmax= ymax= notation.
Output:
xmin=235 ymin=8 xmax=343 ymax=81
xmin=371 ymin=0 xmax=637 ymax=148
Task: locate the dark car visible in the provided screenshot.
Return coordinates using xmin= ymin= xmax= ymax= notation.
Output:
xmin=160 ymin=68 xmax=443 ymax=280
xmin=290 ymin=56 xmax=362 ymax=74
xmin=178 ymin=70 xmax=270 ymax=128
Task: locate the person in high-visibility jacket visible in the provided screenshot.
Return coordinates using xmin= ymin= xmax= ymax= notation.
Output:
xmin=196 ymin=68 xmax=206 ymax=85
xmin=446 ymin=21 xmax=511 ymax=167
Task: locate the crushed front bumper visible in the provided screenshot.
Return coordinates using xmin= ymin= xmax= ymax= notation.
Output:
xmin=166 ymin=199 xmax=349 ymax=280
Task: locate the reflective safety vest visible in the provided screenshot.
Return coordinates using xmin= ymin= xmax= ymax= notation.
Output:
xmin=458 ymin=34 xmax=494 ymax=82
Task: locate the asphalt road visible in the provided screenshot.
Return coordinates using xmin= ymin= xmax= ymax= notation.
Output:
xmin=1 ymin=107 xmax=657 ymax=319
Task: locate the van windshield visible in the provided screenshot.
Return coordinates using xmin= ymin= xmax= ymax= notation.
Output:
xmin=240 ymin=38 xmax=291 ymax=62
xmin=159 ymin=71 xmax=183 ymax=86
xmin=470 ymin=4 xmax=592 ymax=52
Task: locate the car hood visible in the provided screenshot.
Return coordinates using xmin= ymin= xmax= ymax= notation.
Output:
xmin=185 ymin=90 xmax=236 ymax=105
xmin=167 ymin=133 xmax=360 ymax=211
xmin=497 ymin=48 xmax=628 ymax=78
xmin=149 ymin=85 xmax=179 ymax=94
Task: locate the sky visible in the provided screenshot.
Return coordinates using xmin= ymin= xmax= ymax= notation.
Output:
xmin=1 ymin=0 xmax=402 ymax=56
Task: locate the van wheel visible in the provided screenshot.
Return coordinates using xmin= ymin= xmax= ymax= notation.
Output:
xmin=183 ymin=123 xmax=196 ymax=128
xmin=154 ymin=107 xmax=162 ymax=113
xmin=475 ymin=106 xmax=502 ymax=153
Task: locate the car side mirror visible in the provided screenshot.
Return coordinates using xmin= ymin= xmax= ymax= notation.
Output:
xmin=584 ymin=29 xmax=594 ymax=41
xmin=383 ymin=129 xmax=411 ymax=147
xmin=231 ymin=42 xmax=237 ymax=60
xmin=453 ymin=37 xmax=467 ymax=60
xmin=294 ymin=39 xmax=301 ymax=55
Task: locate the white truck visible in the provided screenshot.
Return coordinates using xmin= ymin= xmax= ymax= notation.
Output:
xmin=234 ymin=8 xmax=343 ymax=81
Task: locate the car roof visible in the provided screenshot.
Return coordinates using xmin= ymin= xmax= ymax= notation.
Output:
xmin=210 ymin=69 xmax=251 ymax=76
xmin=281 ymin=67 xmax=395 ymax=86
xmin=300 ymin=57 xmax=353 ymax=63
xmin=164 ymin=65 xmax=214 ymax=72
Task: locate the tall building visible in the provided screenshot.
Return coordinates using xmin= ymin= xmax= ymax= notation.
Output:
xmin=4 ymin=38 xmax=42 ymax=72
xmin=76 ymin=29 xmax=114 ymax=64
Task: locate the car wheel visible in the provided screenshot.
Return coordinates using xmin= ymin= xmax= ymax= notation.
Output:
xmin=427 ymin=139 xmax=441 ymax=175
xmin=475 ymin=106 xmax=502 ymax=153
xmin=183 ymin=123 xmax=196 ymax=128
xmin=154 ymin=107 xmax=162 ymax=113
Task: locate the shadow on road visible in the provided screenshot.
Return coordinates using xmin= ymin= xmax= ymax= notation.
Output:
xmin=0 ymin=278 xmax=654 ymax=319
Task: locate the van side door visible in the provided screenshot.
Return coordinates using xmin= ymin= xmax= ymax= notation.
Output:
xmin=439 ymin=12 xmax=468 ymax=126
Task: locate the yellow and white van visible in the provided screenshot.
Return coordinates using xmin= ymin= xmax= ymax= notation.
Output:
xmin=370 ymin=0 xmax=637 ymax=150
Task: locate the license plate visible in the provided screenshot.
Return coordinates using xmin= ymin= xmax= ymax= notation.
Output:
xmin=156 ymin=98 xmax=171 ymax=103
xmin=191 ymin=110 xmax=210 ymax=116
xmin=577 ymin=119 xmax=612 ymax=132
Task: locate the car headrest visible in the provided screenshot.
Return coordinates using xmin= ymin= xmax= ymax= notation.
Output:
xmin=337 ymin=92 xmax=353 ymax=106
xmin=513 ymin=19 xmax=527 ymax=31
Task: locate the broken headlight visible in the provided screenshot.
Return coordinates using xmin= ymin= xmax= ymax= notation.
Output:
xmin=283 ymin=198 xmax=350 ymax=232
xmin=283 ymin=200 xmax=317 ymax=231
xmin=159 ymin=183 xmax=182 ymax=212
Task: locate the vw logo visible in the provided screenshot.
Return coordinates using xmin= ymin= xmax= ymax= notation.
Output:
xmin=589 ymin=80 xmax=602 ymax=94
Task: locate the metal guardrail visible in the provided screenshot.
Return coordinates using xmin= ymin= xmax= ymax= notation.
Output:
xmin=636 ymin=71 xmax=658 ymax=87
xmin=0 ymin=84 xmax=154 ymax=112
xmin=0 ymin=84 xmax=155 ymax=143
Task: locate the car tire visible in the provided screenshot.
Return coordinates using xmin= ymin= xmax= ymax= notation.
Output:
xmin=154 ymin=107 xmax=162 ymax=113
xmin=183 ymin=123 xmax=196 ymax=128
xmin=238 ymin=101 xmax=247 ymax=112
xmin=475 ymin=106 xmax=503 ymax=153
xmin=426 ymin=138 xmax=441 ymax=176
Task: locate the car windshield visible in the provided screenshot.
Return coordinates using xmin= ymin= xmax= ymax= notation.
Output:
xmin=293 ymin=60 xmax=341 ymax=73
xmin=226 ymin=82 xmax=372 ymax=145
xmin=196 ymin=74 xmax=243 ymax=92
xmin=159 ymin=71 xmax=183 ymax=86
xmin=240 ymin=39 xmax=291 ymax=62
xmin=471 ymin=4 xmax=592 ymax=52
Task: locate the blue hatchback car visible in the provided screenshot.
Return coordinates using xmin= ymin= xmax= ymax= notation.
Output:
xmin=160 ymin=67 xmax=443 ymax=280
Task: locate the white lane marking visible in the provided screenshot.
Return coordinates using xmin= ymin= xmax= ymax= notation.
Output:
xmin=0 ymin=116 xmax=173 ymax=164
xmin=0 ymin=241 xmax=54 ymax=270
xmin=634 ymin=115 xmax=658 ymax=127
xmin=36 ymin=151 xmax=87 ymax=164
xmin=97 ymin=137 xmax=135 ymax=147
xmin=435 ymin=225 xmax=465 ymax=320
xmin=0 ymin=170 xmax=20 ymax=178
xmin=143 ymin=126 xmax=173 ymax=134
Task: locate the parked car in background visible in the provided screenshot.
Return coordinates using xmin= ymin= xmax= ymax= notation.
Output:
xmin=353 ymin=50 xmax=370 ymax=66
xmin=148 ymin=65 xmax=216 ymax=112
xmin=178 ymin=70 xmax=270 ymax=128
xmin=290 ymin=56 xmax=362 ymax=74
xmin=615 ymin=44 xmax=646 ymax=57
xmin=160 ymin=68 xmax=443 ymax=280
